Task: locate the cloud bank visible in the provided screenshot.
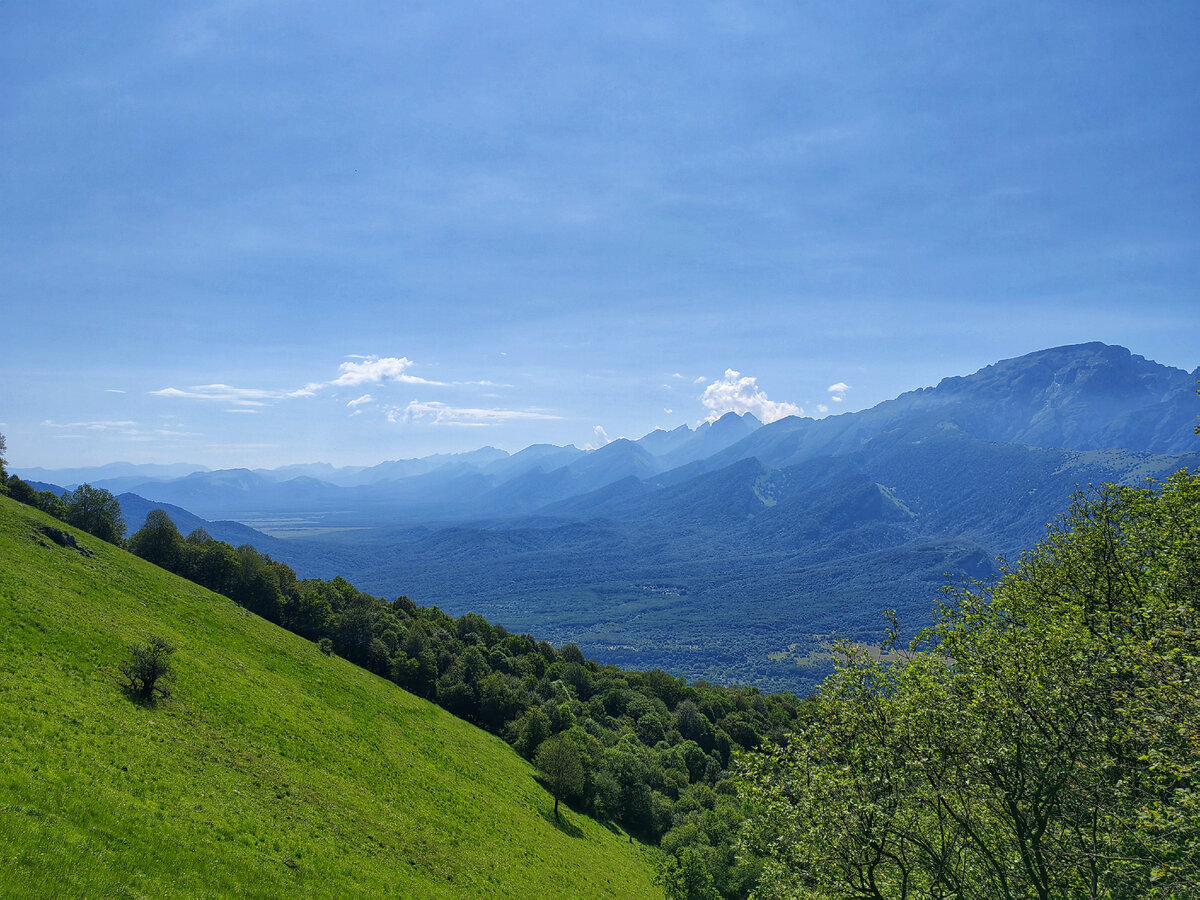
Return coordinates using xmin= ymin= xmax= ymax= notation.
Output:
xmin=701 ymin=369 xmax=801 ymax=423
xmin=332 ymin=356 xmax=445 ymax=387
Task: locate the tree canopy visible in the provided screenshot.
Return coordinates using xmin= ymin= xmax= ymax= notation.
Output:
xmin=127 ymin=508 xmax=184 ymax=571
xmin=64 ymin=484 xmax=125 ymax=544
xmin=739 ymin=470 xmax=1200 ymax=899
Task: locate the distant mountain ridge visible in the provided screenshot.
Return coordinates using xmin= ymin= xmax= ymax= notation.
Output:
xmin=16 ymin=461 xmax=210 ymax=488
xmin=23 ymin=342 xmax=1189 ymax=528
xmin=30 ymin=411 xmax=766 ymax=525
xmin=114 ymin=493 xmax=287 ymax=555
xmin=18 ymin=343 xmax=1199 ymax=691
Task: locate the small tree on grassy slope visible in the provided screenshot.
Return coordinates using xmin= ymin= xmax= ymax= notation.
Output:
xmin=536 ymin=734 xmax=584 ymax=820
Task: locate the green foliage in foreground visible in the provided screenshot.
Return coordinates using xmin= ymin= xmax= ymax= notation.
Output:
xmin=739 ymin=470 xmax=1200 ymax=899
xmin=0 ymin=497 xmax=659 ymax=898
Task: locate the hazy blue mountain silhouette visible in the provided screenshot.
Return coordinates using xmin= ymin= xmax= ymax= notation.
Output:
xmin=700 ymin=343 xmax=1198 ymax=474
xmin=29 ymin=342 xmax=1198 ymax=692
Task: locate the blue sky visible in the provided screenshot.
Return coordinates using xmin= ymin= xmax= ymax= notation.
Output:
xmin=3 ymin=2 xmax=1197 ymax=470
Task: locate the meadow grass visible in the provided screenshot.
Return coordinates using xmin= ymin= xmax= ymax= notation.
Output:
xmin=0 ymin=498 xmax=659 ymax=898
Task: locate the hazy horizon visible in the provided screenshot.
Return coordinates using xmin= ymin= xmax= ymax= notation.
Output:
xmin=13 ymin=408 xmax=771 ymax=478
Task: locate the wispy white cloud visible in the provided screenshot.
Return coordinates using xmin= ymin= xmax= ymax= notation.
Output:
xmin=149 ymin=384 xmax=282 ymax=406
xmin=151 ymin=355 xmax=465 ymax=411
xmin=584 ymin=425 xmax=611 ymax=450
xmin=43 ymin=419 xmax=140 ymax=431
xmin=42 ymin=419 xmax=203 ymax=440
xmin=204 ymin=442 xmax=279 ymax=454
xmin=105 ymin=389 xmax=126 ymax=394
xmin=347 ymin=393 xmax=374 ymax=416
xmin=827 ymin=381 xmax=851 ymax=402
xmin=391 ymin=400 xmax=561 ymax=427
xmin=700 ymin=369 xmax=801 ymax=423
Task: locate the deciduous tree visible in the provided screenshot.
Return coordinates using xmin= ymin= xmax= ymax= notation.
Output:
xmin=537 ymin=734 xmax=585 ymax=820
xmin=64 ymin=483 xmax=125 ymax=544
xmin=128 ymin=509 xmax=185 ymax=571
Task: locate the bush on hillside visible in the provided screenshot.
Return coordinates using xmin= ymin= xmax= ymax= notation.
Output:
xmin=119 ymin=635 xmax=176 ymax=702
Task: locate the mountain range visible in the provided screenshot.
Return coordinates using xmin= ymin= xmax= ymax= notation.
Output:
xmin=20 ymin=343 xmax=1200 ymax=691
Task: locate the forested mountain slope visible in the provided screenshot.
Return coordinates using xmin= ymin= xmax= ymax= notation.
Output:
xmin=298 ymin=434 xmax=1199 ymax=692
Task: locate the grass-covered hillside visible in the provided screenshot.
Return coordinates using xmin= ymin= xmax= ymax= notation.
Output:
xmin=0 ymin=497 xmax=659 ymax=898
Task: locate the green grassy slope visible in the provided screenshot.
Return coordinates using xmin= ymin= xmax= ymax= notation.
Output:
xmin=0 ymin=497 xmax=660 ymax=898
